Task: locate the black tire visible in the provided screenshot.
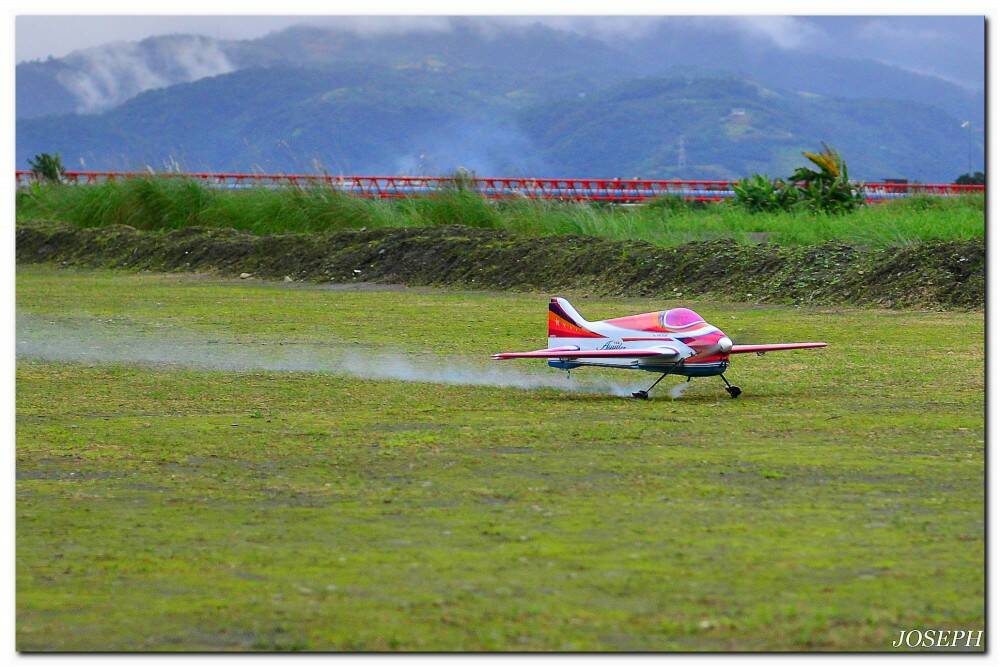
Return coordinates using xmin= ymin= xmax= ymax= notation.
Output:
xmin=726 ymin=386 xmax=742 ymax=399
xmin=632 ymin=391 xmax=649 ymax=400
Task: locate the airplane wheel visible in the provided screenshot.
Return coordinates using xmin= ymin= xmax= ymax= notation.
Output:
xmin=631 ymin=390 xmax=649 ymax=400
xmin=726 ymin=386 xmax=742 ymax=399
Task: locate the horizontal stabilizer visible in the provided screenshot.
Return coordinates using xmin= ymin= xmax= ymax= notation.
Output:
xmin=730 ymin=342 xmax=828 ymax=354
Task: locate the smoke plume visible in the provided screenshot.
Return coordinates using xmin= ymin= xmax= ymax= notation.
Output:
xmin=17 ymin=314 xmax=639 ymax=397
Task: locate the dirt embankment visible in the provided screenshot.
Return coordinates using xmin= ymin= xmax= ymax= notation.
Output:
xmin=17 ymin=221 xmax=983 ymax=309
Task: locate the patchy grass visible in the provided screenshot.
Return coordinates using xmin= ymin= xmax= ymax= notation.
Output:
xmin=15 ymin=178 xmax=984 ymax=248
xmin=16 ymin=265 xmax=984 ymax=651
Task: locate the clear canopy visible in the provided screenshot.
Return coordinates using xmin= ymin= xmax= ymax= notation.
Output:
xmin=662 ymin=308 xmax=704 ymax=328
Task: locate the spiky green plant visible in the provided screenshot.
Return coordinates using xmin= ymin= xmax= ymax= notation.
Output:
xmin=27 ymin=153 xmax=66 ymax=184
xmin=789 ymin=143 xmax=865 ymax=214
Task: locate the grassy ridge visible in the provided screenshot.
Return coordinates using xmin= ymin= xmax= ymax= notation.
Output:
xmin=16 ymin=178 xmax=984 ymax=248
xmin=16 ymin=222 xmax=985 ymax=309
xmin=16 ymin=267 xmax=984 ymax=650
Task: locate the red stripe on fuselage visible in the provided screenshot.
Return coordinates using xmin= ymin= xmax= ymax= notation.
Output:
xmin=603 ymin=312 xmax=662 ymax=331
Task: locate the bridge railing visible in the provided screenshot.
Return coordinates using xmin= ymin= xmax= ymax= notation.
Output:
xmin=14 ymin=170 xmax=984 ymax=203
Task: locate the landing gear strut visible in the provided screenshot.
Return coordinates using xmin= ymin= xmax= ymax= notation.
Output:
xmin=632 ymin=372 xmax=669 ymax=400
xmin=721 ymin=374 xmax=742 ymax=399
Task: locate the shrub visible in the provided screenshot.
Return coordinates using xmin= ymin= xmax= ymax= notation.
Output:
xmin=732 ymin=174 xmax=799 ymax=213
xmin=734 ymin=144 xmax=864 ymax=215
xmin=955 ymin=171 xmax=985 ymax=185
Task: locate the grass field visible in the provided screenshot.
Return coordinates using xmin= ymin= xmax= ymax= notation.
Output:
xmin=16 ymin=178 xmax=985 ymax=248
xmin=16 ymin=265 xmax=984 ymax=651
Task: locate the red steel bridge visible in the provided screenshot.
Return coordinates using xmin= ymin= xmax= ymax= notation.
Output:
xmin=14 ymin=170 xmax=984 ymax=203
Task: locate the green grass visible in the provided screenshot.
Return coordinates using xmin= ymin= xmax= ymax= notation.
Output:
xmin=16 ymin=265 xmax=984 ymax=651
xmin=16 ymin=178 xmax=984 ymax=248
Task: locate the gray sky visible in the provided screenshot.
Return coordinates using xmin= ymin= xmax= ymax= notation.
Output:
xmin=16 ymin=15 xmax=985 ymax=89
xmin=16 ymin=16 xmax=309 ymax=61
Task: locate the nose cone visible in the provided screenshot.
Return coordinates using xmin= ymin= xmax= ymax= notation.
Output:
xmin=718 ymin=336 xmax=733 ymax=353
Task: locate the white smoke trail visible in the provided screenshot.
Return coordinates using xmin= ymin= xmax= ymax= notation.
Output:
xmin=16 ymin=314 xmax=640 ymax=397
xmin=668 ymin=380 xmax=692 ymax=399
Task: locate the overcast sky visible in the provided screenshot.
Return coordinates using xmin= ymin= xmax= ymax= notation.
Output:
xmin=16 ymin=16 xmax=308 ymax=61
xmin=16 ymin=15 xmax=985 ymax=89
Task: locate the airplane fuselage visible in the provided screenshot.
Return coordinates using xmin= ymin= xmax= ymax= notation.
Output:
xmin=546 ymin=306 xmax=733 ymax=377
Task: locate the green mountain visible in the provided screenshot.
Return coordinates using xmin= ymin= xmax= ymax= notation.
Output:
xmin=17 ymin=63 xmax=978 ymax=182
xmin=521 ymin=77 xmax=975 ymax=181
xmin=18 ymin=21 xmax=984 ymax=124
xmin=17 ymin=65 xmax=554 ymax=175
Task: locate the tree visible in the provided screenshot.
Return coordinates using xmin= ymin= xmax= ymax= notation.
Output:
xmin=28 ymin=153 xmax=66 ymax=183
xmin=955 ymin=172 xmax=985 ymax=185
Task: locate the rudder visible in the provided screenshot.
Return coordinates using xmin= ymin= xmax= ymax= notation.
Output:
xmin=548 ymin=297 xmax=601 ymax=338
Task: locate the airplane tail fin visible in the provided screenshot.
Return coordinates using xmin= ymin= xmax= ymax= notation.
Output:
xmin=548 ymin=297 xmax=601 ymax=338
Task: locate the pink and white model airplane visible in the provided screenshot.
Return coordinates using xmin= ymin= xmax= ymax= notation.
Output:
xmin=492 ymin=297 xmax=827 ymax=399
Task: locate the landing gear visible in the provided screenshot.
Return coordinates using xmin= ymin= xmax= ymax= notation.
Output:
xmin=631 ymin=372 xmax=669 ymax=400
xmin=721 ymin=374 xmax=742 ymax=399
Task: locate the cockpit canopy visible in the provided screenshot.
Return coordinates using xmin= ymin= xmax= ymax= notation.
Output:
xmin=661 ymin=307 xmax=705 ymax=328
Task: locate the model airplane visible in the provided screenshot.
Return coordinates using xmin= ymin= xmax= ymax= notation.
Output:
xmin=492 ymin=297 xmax=827 ymax=399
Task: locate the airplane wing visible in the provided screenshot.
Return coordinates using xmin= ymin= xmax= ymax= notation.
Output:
xmin=492 ymin=345 xmax=685 ymax=360
xmin=730 ymin=342 xmax=827 ymax=354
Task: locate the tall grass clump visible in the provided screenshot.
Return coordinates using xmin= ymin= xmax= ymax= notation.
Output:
xmin=399 ymin=189 xmax=503 ymax=229
xmin=16 ymin=177 xmax=983 ymax=248
xmin=16 ymin=178 xmax=406 ymax=234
